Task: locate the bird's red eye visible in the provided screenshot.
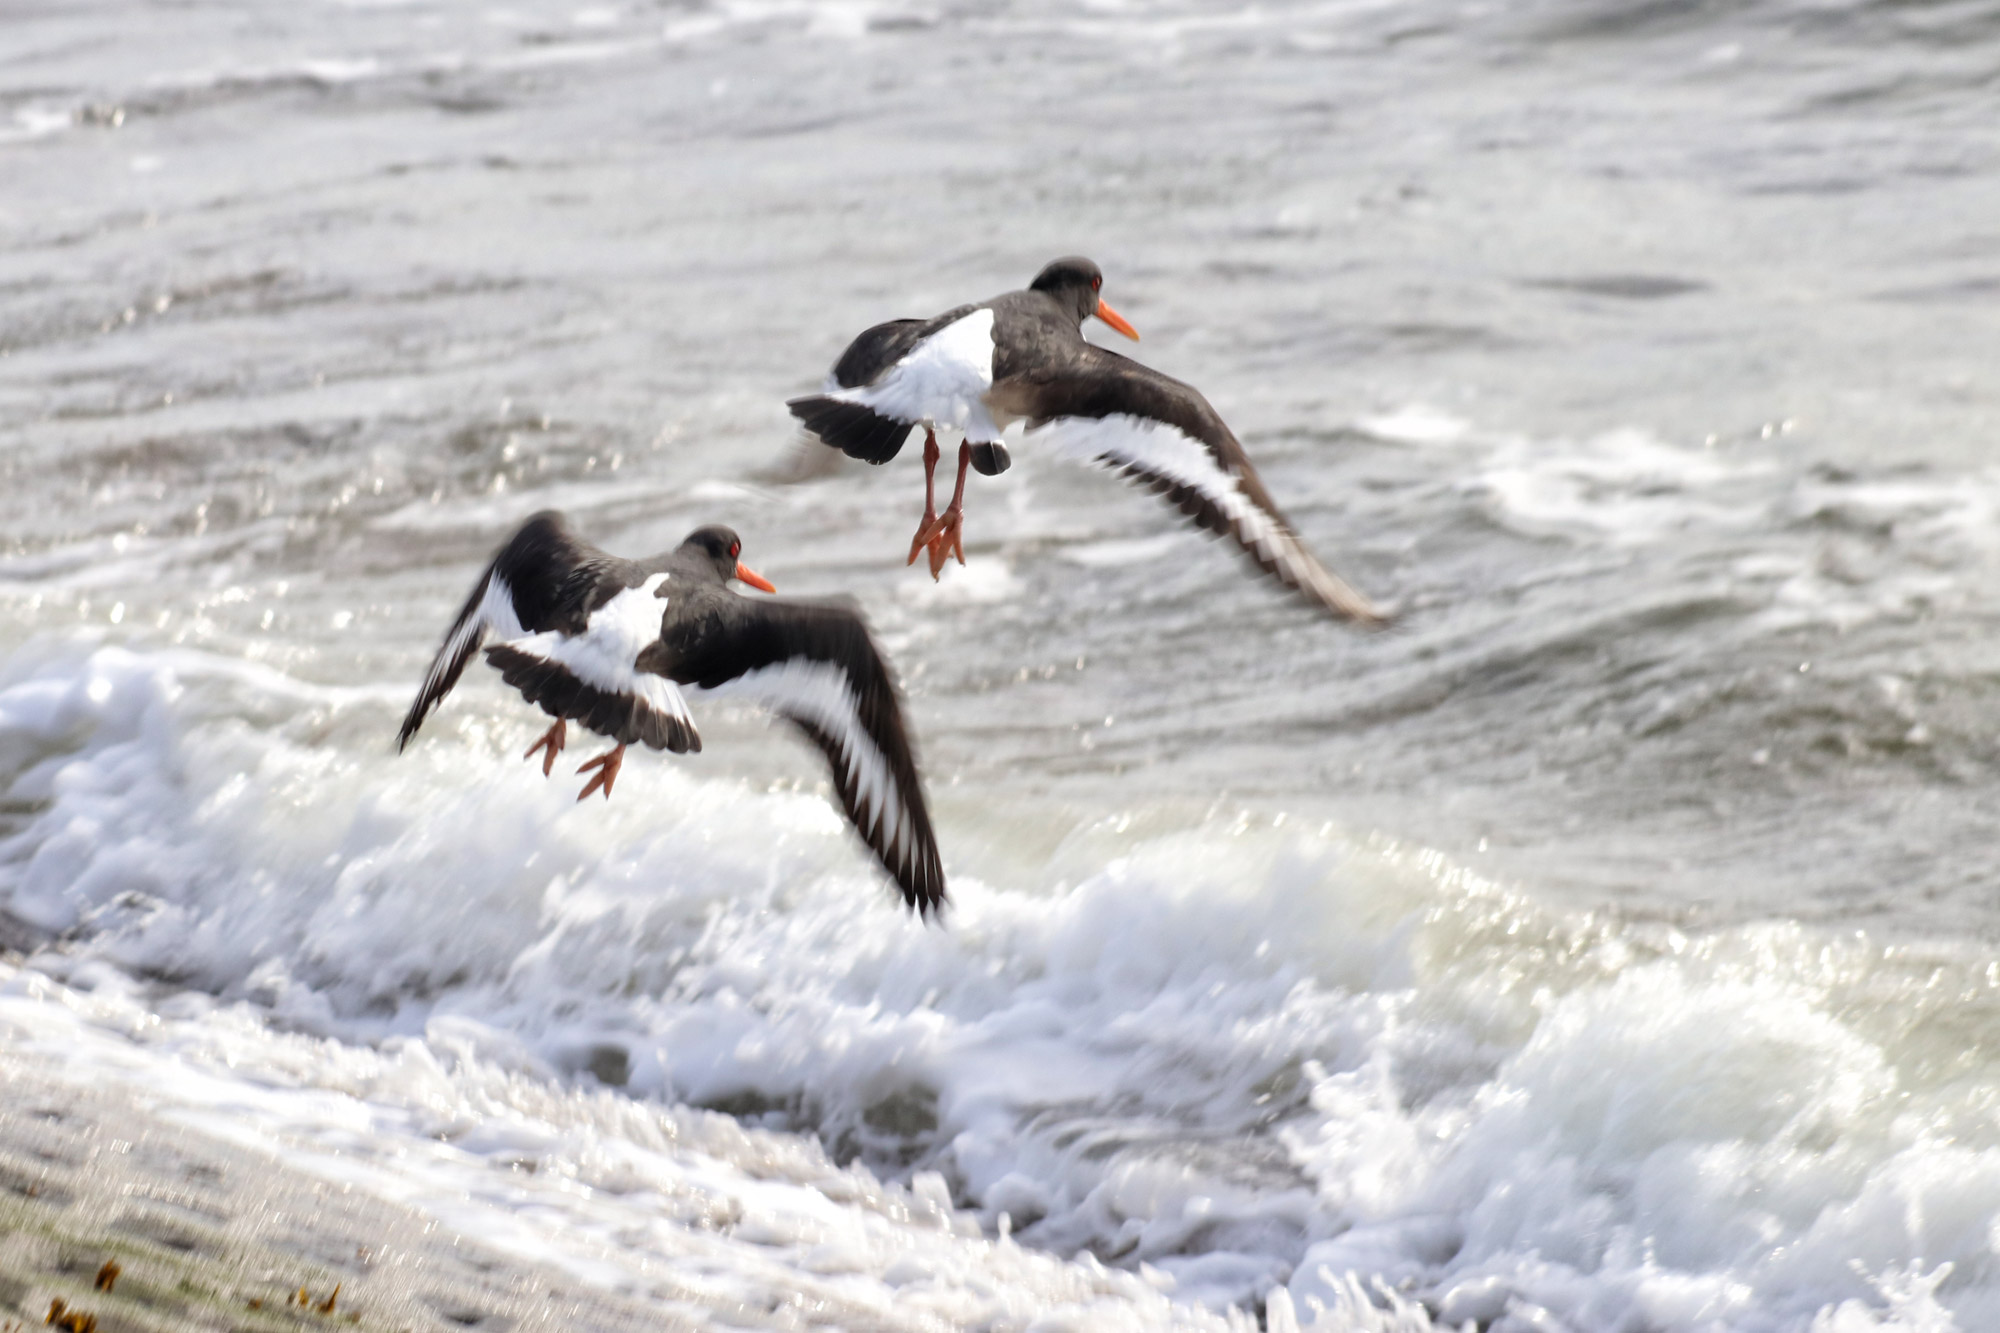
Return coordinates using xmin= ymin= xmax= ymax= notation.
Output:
xmin=729 ymin=541 xmax=740 ymax=558
xmin=1092 ymin=276 xmax=1102 ymax=291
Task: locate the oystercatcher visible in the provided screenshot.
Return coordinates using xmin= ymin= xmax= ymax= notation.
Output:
xmin=787 ymin=256 xmax=1386 ymax=625
xmin=396 ymin=513 xmax=947 ymax=916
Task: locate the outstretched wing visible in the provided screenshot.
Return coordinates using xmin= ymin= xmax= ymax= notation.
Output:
xmin=667 ymin=597 xmax=947 ymax=917
xmin=787 ymin=304 xmax=988 ymax=463
xmin=398 ymin=511 xmax=627 ymax=750
xmin=1028 ymin=345 xmax=1389 ymax=626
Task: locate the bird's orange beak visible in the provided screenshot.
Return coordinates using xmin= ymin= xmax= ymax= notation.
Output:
xmin=1094 ymin=299 xmax=1140 ymax=341
xmin=735 ymin=562 xmax=776 ymax=593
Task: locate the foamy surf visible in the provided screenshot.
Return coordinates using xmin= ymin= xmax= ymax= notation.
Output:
xmin=1 ymin=637 xmax=1995 ymax=1329
xmin=10 ymin=0 xmax=2000 ymax=1323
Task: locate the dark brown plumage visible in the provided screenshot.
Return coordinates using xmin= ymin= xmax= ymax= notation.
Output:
xmin=399 ymin=513 xmax=947 ymax=916
xmin=788 ymin=258 xmax=1387 ymax=624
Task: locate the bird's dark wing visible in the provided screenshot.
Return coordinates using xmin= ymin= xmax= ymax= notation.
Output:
xmin=786 ymin=304 xmax=980 ymax=464
xmin=1024 ymin=345 xmax=1389 ymax=626
xmin=655 ymin=595 xmax=947 ymax=916
xmin=397 ymin=511 xmax=636 ymax=750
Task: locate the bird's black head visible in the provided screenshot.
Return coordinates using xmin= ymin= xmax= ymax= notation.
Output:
xmin=678 ymin=525 xmax=776 ymax=592
xmin=1029 ymin=256 xmax=1102 ymax=321
xmin=1028 ymin=256 xmax=1139 ymax=341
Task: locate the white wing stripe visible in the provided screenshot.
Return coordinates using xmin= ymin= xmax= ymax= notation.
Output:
xmin=695 ymin=659 xmax=903 ymax=842
xmin=824 ymin=308 xmax=1004 ymax=442
xmin=481 ymin=573 xmax=528 ymax=641
xmin=1041 ymin=413 xmax=1316 ymax=583
xmin=505 ymin=573 xmax=694 ymax=730
xmin=421 ymin=572 xmax=526 ymax=702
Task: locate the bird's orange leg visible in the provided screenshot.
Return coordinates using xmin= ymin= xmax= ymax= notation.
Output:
xmin=575 ymin=743 xmax=626 ymax=801
xmin=924 ymin=442 xmax=972 ymax=578
xmin=523 ymin=718 xmax=567 ymax=777
xmin=906 ymin=429 xmax=942 ymax=566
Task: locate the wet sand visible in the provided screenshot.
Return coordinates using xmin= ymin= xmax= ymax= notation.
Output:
xmin=0 ymin=1062 xmax=686 ymax=1333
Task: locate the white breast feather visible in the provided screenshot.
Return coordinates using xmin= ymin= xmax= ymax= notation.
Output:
xmin=505 ymin=573 xmax=692 ymax=726
xmin=696 ymin=659 xmax=905 ymax=855
xmin=831 ymin=308 xmax=1003 ymax=443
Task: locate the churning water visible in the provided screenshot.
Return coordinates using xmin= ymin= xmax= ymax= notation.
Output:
xmin=4 ymin=0 xmax=2000 ymax=1327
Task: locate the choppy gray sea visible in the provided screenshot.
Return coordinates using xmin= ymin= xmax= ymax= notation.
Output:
xmin=4 ymin=1 xmax=1999 ymax=1328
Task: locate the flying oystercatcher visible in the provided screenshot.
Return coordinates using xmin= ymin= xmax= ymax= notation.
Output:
xmin=787 ymin=256 xmax=1387 ymax=625
xmin=397 ymin=513 xmax=946 ymax=916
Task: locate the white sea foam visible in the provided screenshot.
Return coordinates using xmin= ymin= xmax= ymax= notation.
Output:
xmin=8 ymin=0 xmax=2000 ymax=1324
xmin=1467 ymin=428 xmax=1771 ymax=547
xmin=1 ymin=105 xmax=74 ymax=144
xmin=4 ymin=637 xmax=1999 ymax=1329
xmin=0 ymin=963 xmax=1256 ymax=1331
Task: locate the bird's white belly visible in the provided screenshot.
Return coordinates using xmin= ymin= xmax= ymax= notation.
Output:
xmin=839 ymin=307 xmax=1005 ymax=442
xmin=502 ymin=573 xmax=689 ymax=718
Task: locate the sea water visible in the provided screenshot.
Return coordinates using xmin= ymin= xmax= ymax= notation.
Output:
xmin=3 ymin=0 xmax=1999 ymax=1327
